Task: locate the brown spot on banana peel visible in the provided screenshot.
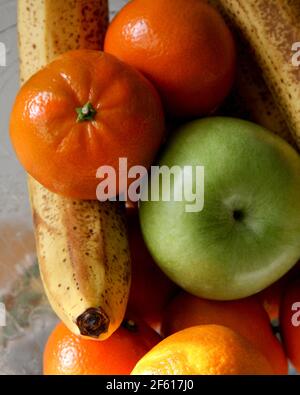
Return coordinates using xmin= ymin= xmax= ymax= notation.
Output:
xmin=78 ymin=0 xmax=109 ymax=50
xmin=76 ymin=307 xmax=110 ymax=338
xmin=286 ymin=0 xmax=300 ymax=22
xmin=32 ymin=208 xmax=61 ymax=237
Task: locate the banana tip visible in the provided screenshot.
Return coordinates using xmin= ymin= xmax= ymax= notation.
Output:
xmin=76 ymin=307 xmax=110 ymax=339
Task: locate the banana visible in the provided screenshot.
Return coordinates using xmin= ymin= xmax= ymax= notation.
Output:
xmin=18 ymin=0 xmax=109 ymax=84
xmin=222 ymin=38 xmax=297 ymax=149
xmin=29 ymin=181 xmax=130 ymax=340
xmin=234 ymin=44 xmax=293 ymax=144
xmin=213 ymin=0 xmax=300 ymax=149
xmin=18 ymin=0 xmax=131 ymax=340
xmin=208 ymin=0 xmax=296 ymax=149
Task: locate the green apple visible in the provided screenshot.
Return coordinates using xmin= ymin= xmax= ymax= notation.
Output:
xmin=139 ymin=117 xmax=300 ymax=300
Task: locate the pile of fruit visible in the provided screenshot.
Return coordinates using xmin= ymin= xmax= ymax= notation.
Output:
xmin=9 ymin=0 xmax=300 ymax=375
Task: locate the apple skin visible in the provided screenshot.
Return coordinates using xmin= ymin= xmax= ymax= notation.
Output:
xmin=139 ymin=117 xmax=300 ymax=300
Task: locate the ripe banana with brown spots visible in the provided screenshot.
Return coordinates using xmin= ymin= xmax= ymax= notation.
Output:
xmin=221 ymin=39 xmax=297 ymax=149
xmin=18 ymin=0 xmax=131 ymax=340
xmin=208 ymin=0 xmax=296 ymax=149
xmin=213 ymin=0 xmax=300 ymax=149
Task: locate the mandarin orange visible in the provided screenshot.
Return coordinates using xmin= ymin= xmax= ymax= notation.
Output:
xmin=44 ymin=317 xmax=161 ymax=375
xmin=105 ymin=0 xmax=236 ymax=118
xmin=10 ymin=50 xmax=164 ymax=199
xmin=162 ymin=292 xmax=287 ymax=374
xmin=132 ymin=325 xmax=273 ymax=375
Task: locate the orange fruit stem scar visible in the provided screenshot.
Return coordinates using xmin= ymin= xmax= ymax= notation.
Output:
xmin=76 ymin=102 xmax=97 ymax=122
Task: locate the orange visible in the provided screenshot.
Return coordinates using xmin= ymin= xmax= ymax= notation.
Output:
xmin=44 ymin=315 xmax=161 ymax=375
xmin=162 ymin=292 xmax=287 ymax=374
xmin=10 ymin=50 xmax=164 ymax=200
xmin=104 ymin=0 xmax=236 ymax=118
xmin=257 ymin=261 xmax=300 ymax=321
xmin=280 ymin=278 xmax=300 ymax=372
xmin=127 ymin=212 xmax=178 ymax=332
xmin=131 ymin=325 xmax=273 ymax=375
xmin=257 ymin=278 xmax=287 ymax=321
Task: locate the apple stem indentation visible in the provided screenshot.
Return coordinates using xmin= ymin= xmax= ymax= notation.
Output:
xmin=233 ymin=209 xmax=244 ymax=222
